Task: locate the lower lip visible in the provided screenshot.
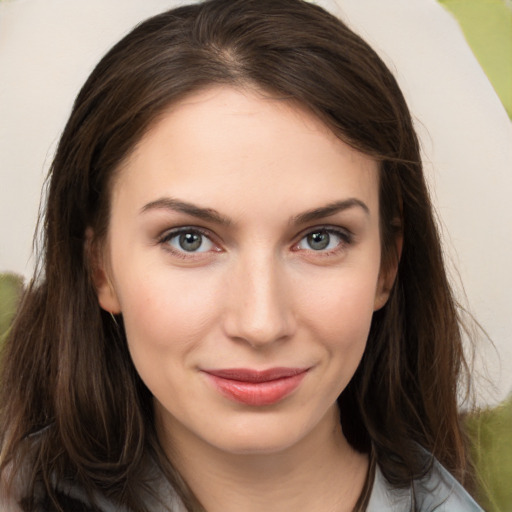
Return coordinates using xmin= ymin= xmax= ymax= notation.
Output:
xmin=204 ymin=372 xmax=308 ymax=406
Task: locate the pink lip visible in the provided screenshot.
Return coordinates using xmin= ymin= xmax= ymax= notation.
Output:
xmin=202 ymin=367 xmax=309 ymax=406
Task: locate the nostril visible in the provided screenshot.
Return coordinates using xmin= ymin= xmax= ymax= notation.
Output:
xmin=222 ymin=287 xmax=296 ymax=347
xmin=221 ymin=255 xmax=296 ymax=346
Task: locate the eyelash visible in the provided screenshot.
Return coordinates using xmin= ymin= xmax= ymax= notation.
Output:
xmin=157 ymin=225 xmax=353 ymax=259
xmin=158 ymin=227 xmax=221 ymax=260
xmin=292 ymin=226 xmax=353 ymax=256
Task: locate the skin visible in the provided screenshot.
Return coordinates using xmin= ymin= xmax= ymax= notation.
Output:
xmin=94 ymin=86 xmax=396 ymax=511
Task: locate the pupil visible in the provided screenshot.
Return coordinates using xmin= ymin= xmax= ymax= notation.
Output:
xmin=179 ymin=232 xmax=202 ymax=251
xmin=308 ymin=231 xmax=329 ymax=250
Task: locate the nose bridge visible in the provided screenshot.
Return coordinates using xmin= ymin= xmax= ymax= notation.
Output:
xmin=224 ymin=249 xmax=294 ymax=347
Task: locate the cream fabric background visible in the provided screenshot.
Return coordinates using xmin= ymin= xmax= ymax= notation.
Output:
xmin=1 ymin=0 xmax=511 ymax=403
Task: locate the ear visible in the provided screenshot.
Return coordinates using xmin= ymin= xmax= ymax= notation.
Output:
xmin=374 ymin=232 xmax=403 ymax=311
xmin=85 ymin=228 xmax=121 ymax=314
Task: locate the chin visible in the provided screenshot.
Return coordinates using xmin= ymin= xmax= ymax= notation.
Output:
xmin=201 ymin=413 xmax=318 ymax=457
xmin=214 ymin=434 xmax=301 ymax=456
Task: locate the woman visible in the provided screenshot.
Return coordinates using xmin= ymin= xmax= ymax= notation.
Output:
xmin=0 ymin=0 xmax=483 ymax=510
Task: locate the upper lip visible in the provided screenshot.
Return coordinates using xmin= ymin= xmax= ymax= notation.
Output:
xmin=202 ymin=367 xmax=309 ymax=383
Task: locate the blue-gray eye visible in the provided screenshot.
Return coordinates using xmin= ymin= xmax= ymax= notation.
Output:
xmin=297 ymin=230 xmax=346 ymax=251
xmin=166 ymin=230 xmax=215 ymax=253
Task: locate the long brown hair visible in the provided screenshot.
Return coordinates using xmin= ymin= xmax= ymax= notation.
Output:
xmin=0 ymin=0 xmax=472 ymax=510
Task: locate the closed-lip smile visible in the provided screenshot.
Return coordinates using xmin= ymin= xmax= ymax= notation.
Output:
xmin=201 ymin=367 xmax=310 ymax=406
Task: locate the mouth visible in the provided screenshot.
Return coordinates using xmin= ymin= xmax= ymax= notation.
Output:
xmin=201 ymin=367 xmax=309 ymax=406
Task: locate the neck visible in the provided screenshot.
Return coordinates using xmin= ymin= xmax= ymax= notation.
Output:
xmin=157 ymin=406 xmax=369 ymax=512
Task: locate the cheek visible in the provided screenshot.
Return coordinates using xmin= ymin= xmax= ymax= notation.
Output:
xmin=295 ymin=267 xmax=380 ymax=387
xmin=299 ymin=267 xmax=379 ymax=338
xmin=114 ymin=267 xmax=222 ymax=365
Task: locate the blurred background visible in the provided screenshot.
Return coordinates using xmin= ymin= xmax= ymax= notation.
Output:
xmin=0 ymin=1 xmax=511 ymax=509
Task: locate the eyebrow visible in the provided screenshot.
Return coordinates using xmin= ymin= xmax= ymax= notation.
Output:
xmin=291 ymin=198 xmax=370 ymax=225
xmin=140 ymin=197 xmax=369 ymax=226
xmin=140 ymin=197 xmax=232 ymax=226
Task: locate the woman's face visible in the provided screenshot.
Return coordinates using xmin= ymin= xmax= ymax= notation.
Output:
xmin=96 ymin=86 xmax=392 ymax=456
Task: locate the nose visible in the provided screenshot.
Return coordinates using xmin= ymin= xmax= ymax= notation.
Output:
xmin=222 ymin=252 xmax=296 ymax=348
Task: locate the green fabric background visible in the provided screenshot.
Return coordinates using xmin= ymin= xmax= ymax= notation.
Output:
xmin=439 ymin=0 xmax=512 ymax=118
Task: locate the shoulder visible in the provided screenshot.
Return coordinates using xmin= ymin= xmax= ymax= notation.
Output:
xmin=0 ymin=431 xmax=186 ymax=512
xmin=412 ymin=461 xmax=484 ymax=512
xmin=50 ymin=473 xmax=188 ymax=512
xmin=1 ymin=465 xmax=102 ymax=512
xmin=1 ymin=471 xmax=186 ymax=512
xmin=367 ymin=458 xmax=484 ymax=512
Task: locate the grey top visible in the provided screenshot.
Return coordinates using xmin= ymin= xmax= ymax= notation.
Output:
xmin=1 ymin=457 xmax=483 ymax=512
xmin=367 ymin=461 xmax=483 ymax=512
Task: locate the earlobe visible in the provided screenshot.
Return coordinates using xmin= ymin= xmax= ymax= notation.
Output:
xmin=85 ymin=228 xmax=121 ymax=314
xmin=95 ymin=270 xmax=122 ymax=314
xmin=374 ymin=231 xmax=403 ymax=311
xmin=374 ymin=265 xmax=398 ymax=311
xmin=373 ymin=288 xmax=389 ymax=311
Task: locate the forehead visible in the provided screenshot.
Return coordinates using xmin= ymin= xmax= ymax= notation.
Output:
xmin=112 ymin=86 xmax=379 ymax=220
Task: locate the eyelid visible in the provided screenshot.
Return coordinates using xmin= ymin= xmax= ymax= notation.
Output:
xmin=156 ymin=224 xmax=354 ymax=259
xmin=295 ymin=224 xmax=353 ymax=241
xmin=158 ymin=226 xmax=223 ymax=258
xmin=159 ymin=225 xmax=213 ymax=242
xmin=292 ymin=225 xmax=354 ymax=253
